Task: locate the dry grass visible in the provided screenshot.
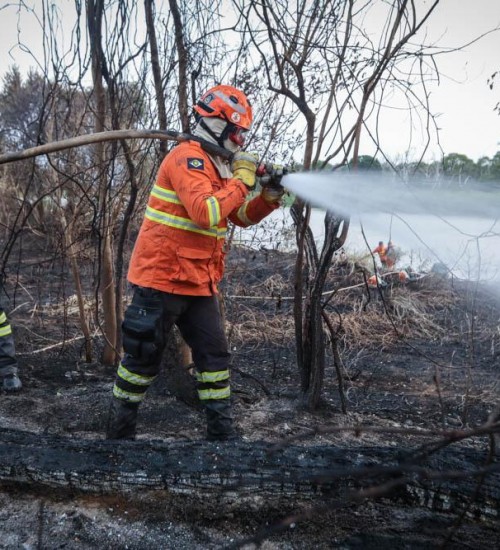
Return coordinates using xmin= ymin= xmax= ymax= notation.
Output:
xmin=224 ymin=264 xmax=463 ymax=355
xmin=345 ymin=287 xmax=452 ymax=347
xmin=223 ymin=251 xmax=473 ymax=355
xmin=341 ymin=307 xmax=401 ymax=349
xmin=227 ymin=311 xmax=295 ymax=347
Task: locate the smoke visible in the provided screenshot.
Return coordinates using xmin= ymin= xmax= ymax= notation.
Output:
xmin=282 ymin=171 xmax=500 ymax=281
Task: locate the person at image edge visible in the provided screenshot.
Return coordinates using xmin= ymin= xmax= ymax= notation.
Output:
xmin=0 ymin=299 xmax=22 ymax=392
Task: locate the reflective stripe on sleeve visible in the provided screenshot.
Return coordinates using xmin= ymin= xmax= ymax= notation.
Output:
xmin=145 ymin=205 xmax=227 ymax=239
xmin=197 ymin=386 xmax=231 ymax=401
xmin=0 ymin=312 xmax=7 ymax=324
xmin=206 ymin=196 xmax=221 ymax=227
xmin=236 ymin=202 xmax=254 ymax=226
xmin=0 ymin=325 xmax=13 ymax=338
xmin=150 ymin=185 xmax=182 ymax=204
xmin=117 ymin=363 xmax=156 ymax=386
xmin=195 ymin=369 xmax=230 ymax=383
xmin=113 ymin=384 xmax=145 ymax=403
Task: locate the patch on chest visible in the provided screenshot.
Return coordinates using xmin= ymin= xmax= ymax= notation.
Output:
xmin=187 ymin=158 xmax=205 ymax=170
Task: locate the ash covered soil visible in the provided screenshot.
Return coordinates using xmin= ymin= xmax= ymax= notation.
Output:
xmin=0 ymin=243 xmax=499 ymax=549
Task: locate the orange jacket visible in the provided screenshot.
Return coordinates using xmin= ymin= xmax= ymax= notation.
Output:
xmin=373 ymin=244 xmax=387 ymax=262
xmin=128 ymin=141 xmax=279 ymax=296
xmin=385 ymin=243 xmax=397 ymax=268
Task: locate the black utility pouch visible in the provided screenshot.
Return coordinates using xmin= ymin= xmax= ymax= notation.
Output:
xmin=122 ymin=289 xmax=163 ymax=362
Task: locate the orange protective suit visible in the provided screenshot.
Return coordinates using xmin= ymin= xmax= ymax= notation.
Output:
xmin=373 ymin=243 xmax=388 ymax=265
xmin=128 ymin=140 xmax=278 ymax=295
xmin=385 ymin=242 xmax=397 ymax=269
xmin=398 ymin=270 xmax=408 ymax=282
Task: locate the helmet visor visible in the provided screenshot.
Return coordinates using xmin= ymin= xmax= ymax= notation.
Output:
xmin=228 ymin=126 xmax=247 ymax=147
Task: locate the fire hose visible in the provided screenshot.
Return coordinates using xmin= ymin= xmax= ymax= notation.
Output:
xmin=0 ymin=128 xmax=288 ymax=188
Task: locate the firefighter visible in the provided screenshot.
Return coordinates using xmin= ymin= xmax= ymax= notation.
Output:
xmin=372 ymin=241 xmax=388 ymax=267
xmin=385 ymin=240 xmax=397 ymax=270
xmin=367 ymin=274 xmax=387 ymax=288
xmin=106 ymin=84 xmax=285 ymax=441
xmin=0 ymin=303 xmax=22 ymax=392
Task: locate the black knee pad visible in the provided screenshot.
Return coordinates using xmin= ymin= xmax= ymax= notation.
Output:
xmin=122 ymin=288 xmax=164 ymax=363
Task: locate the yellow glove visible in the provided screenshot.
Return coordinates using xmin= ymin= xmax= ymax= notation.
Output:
xmin=260 ymin=186 xmax=285 ymax=204
xmin=260 ymin=164 xmax=286 ymax=204
xmin=231 ymin=151 xmax=258 ymax=189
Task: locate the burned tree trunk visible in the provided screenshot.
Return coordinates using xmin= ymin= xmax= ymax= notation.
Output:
xmin=144 ymin=0 xmax=168 ymax=157
xmin=87 ymin=0 xmax=118 ymax=365
xmin=0 ymin=428 xmax=498 ymax=522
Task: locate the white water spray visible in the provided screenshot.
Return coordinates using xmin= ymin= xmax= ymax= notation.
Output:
xmin=280 ymin=171 xmax=500 ymax=281
xmin=283 ymin=172 xmax=500 ymax=219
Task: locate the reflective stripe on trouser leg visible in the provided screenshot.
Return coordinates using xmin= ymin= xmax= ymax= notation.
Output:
xmin=176 ymin=295 xmax=231 ymax=402
xmin=112 ymin=359 xmax=158 ymax=404
xmin=196 ymin=369 xmax=231 ymax=401
xmin=112 ymin=286 xmax=167 ymax=404
xmin=0 ymin=307 xmax=18 ymax=376
xmin=112 ymin=288 xmax=190 ymax=405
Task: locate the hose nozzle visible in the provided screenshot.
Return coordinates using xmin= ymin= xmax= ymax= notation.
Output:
xmin=257 ymin=163 xmax=288 ymax=188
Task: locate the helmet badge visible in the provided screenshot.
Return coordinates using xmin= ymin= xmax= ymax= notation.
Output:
xmin=231 ymin=112 xmax=241 ymax=123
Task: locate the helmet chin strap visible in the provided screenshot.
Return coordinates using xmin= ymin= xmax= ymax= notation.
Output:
xmin=222 ymin=138 xmax=240 ymax=154
xmin=193 ymin=117 xmax=242 ymax=155
xmin=198 ymin=118 xmax=241 ymax=152
xmin=199 ymin=118 xmax=226 ymax=149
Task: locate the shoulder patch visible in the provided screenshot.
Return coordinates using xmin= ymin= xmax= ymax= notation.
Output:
xmin=187 ymin=157 xmax=205 ymax=170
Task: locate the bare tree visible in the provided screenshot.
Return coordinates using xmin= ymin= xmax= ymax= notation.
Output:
xmin=234 ymin=0 xmax=442 ymax=409
xmin=144 ymin=0 xmax=169 ymax=156
xmin=168 ymin=0 xmax=190 ymax=133
xmin=86 ymin=0 xmax=118 ymax=365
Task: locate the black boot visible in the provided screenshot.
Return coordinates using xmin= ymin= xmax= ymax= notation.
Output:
xmin=106 ymin=398 xmax=139 ymax=440
xmin=2 ymin=372 xmax=22 ymax=392
xmin=205 ymin=399 xmax=238 ymax=441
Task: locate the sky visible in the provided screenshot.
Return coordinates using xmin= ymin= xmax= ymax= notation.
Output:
xmin=0 ymin=0 xmax=499 ymax=162
xmin=392 ymin=0 xmax=500 ymax=161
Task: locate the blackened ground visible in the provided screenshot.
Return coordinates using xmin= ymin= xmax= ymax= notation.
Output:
xmin=0 ymin=243 xmax=498 ymax=548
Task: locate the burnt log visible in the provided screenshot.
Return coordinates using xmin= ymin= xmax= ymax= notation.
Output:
xmin=0 ymin=428 xmax=498 ymax=521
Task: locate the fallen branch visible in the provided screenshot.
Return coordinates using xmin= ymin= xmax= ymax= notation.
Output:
xmin=16 ymin=335 xmax=86 ymax=356
xmin=0 ymin=129 xmax=231 ymax=165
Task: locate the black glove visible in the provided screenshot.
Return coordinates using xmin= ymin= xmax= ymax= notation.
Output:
xmin=260 ymin=163 xmax=285 ymax=188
